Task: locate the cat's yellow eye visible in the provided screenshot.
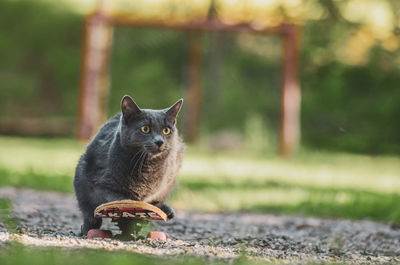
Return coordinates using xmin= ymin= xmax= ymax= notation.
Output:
xmin=162 ymin=127 xmax=171 ymax=135
xmin=140 ymin=125 xmax=151 ymax=134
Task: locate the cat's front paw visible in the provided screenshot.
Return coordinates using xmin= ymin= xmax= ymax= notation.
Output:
xmin=160 ymin=204 xmax=175 ymax=219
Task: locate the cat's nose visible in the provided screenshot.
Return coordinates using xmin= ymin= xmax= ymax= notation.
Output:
xmin=155 ymin=140 xmax=164 ymax=147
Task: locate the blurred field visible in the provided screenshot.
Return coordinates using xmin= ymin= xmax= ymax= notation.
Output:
xmin=0 ymin=136 xmax=399 ymax=223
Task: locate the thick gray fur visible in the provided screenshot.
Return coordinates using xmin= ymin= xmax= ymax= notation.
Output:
xmin=74 ymin=95 xmax=184 ymax=235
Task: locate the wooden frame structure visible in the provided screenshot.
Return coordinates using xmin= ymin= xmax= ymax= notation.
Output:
xmin=78 ymin=8 xmax=302 ymax=156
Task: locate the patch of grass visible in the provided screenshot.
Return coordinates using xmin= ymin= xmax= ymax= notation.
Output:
xmin=252 ymin=188 xmax=400 ymax=223
xmin=0 ymin=243 xmax=355 ymax=265
xmin=172 ymin=179 xmax=400 ymax=222
xmin=0 ymin=244 xmax=283 ymax=265
xmin=0 ymin=199 xmax=18 ymax=233
xmin=0 ymin=136 xmax=400 ymax=223
xmin=0 ymin=137 xmax=82 ymax=177
xmin=0 ymin=168 xmax=73 ymax=193
xmin=0 ymin=244 xmax=223 ymax=265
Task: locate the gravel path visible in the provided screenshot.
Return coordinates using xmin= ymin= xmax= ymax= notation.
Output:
xmin=0 ymin=187 xmax=399 ymax=264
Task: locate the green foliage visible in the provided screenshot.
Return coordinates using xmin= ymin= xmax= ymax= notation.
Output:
xmin=300 ymin=21 xmax=400 ymax=154
xmin=200 ymin=34 xmax=281 ymax=134
xmin=302 ymin=54 xmax=400 ymax=154
xmin=108 ymin=28 xmax=188 ymax=113
xmin=0 ymin=0 xmax=82 ymax=118
xmin=1 ymin=0 xmax=400 ymax=154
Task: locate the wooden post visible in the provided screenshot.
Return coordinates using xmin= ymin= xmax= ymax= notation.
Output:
xmin=77 ymin=11 xmax=113 ymax=140
xmin=279 ymin=25 xmax=302 ymax=156
xmin=183 ymin=32 xmax=203 ymax=143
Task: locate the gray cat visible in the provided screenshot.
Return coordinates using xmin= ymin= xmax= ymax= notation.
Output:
xmin=74 ymin=95 xmax=184 ymax=235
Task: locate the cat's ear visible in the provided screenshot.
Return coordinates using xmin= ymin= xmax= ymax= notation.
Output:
xmin=166 ymin=99 xmax=183 ymax=125
xmin=121 ymin=95 xmax=141 ymax=123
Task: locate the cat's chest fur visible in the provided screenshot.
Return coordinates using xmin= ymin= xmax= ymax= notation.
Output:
xmin=123 ymin=149 xmax=181 ymax=203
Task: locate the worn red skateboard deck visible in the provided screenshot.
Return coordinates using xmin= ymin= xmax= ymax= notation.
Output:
xmin=94 ymin=200 xmax=168 ymax=221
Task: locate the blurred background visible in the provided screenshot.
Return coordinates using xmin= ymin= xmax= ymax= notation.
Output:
xmin=0 ymin=0 xmax=400 ymax=223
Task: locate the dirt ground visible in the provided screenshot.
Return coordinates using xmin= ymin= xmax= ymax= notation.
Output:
xmin=0 ymin=187 xmax=399 ymax=264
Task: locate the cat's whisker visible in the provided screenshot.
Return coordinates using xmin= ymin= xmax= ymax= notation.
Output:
xmin=138 ymin=153 xmax=148 ymax=176
xmin=127 ymin=151 xmax=140 ymax=171
xmin=129 ymin=150 xmax=145 ymax=176
xmin=135 ymin=151 xmax=146 ymax=168
xmin=137 ymin=151 xmax=147 ymax=168
xmin=130 ymin=149 xmax=143 ymax=164
xmin=139 ymin=151 xmax=149 ymax=176
xmin=128 ymin=150 xmax=143 ymax=174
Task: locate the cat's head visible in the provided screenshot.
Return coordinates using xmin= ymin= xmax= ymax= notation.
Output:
xmin=119 ymin=95 xmax=183 ymax=156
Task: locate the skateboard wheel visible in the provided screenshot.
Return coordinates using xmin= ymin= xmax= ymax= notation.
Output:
xmin=87 ymin=229 xmax=113 ymax=239
xmin=147 ymin=231 xmax=170 ymax=240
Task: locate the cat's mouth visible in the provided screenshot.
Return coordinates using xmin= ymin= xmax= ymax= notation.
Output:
xmin=144 ymin=145 xmax=167 ymax=156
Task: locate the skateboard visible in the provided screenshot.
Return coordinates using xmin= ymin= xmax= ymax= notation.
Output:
xmin=87 ymin=200 xmax=170 ymax=240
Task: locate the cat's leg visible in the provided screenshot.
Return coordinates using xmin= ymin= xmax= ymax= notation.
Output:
xmin=75 ymin=184 xmax=103 ymax=236
xmin=150 ymin=201 xmax=175 ymax=219
xmin=81 ymin=212 xmax=102 ymax=236
xmin=79 ymin=187 xmax=125 ymax=236
xmin=159 ymin=203 xmax=175 ymax=219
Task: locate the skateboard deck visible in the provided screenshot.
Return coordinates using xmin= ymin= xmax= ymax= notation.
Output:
xmin=94 ymin=200 xmax=168 ymax=221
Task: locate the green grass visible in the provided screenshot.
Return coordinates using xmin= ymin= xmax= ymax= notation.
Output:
xmin=0 ymin=244 xmax=232 ymax=265
xmin=0 ymin=136 xmax=400 ymax=222
xmin=0 ymin=199 xmax=18 ymax=233
xmin=0 ymin=243 xmax=353 ymax=265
